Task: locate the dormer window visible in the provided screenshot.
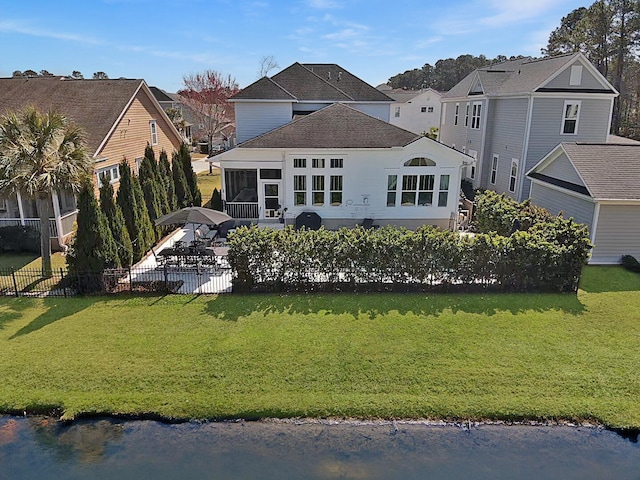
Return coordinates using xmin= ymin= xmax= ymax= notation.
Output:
xmin=404 ymin=157 xmax=436 ymax=167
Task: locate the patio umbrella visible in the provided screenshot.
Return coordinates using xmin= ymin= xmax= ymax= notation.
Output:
xmin=155 ymin=207 xmax=232 ymax=227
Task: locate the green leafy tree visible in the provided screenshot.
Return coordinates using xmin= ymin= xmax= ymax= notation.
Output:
xmin=0 ymin=106 xmax=93 ymax=276
xmin=67 ymin=181 xmax=119 ymax=278
xmin=99 ymin=177 xmax=133 ymax=266
xmin=116 ymin=159 xmax=154 ymax=262
xmin=172 ymin=151 xmax=193 ymax=208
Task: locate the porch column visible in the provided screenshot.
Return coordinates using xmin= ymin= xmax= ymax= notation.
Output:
xmin=51 ymin=191 xmax=64 ymax=245
xmin=16 ymin=191 xmax=25 ymax=226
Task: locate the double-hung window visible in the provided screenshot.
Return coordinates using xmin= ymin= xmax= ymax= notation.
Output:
xmin=330 ymin=176 xmax=342 ymax=205
xmin=294 ymin=175 xmax=306 ymax=205
xmin=401 ymin=174 xmax=435 ymax=206
xmin=150 ymin=120 xmax=158 ymax=145
xmin=438 ymin=175 xmax=450 ymax=207
xmin=312 ymin=175 xmax=324 ymax=205
xmin=464 ymin=103 xmax=470 ymax=127
xmin=454 ymin=103 xmax=460 ymax=126
xmin=490 ymin=154 xmax=499 ymax=184
xmin=387 ymin=175 xmax=397 ymax=207
xmin=509 ymin=159 xmax=519 ymax=193
xmin=561 ymin=101 xmax=580 ymax=134
xmin=471 ymin=102 xmax=482 ymax=129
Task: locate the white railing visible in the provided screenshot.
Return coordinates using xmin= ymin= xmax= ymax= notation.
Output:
xmin=225 ymin=202 xmax=259 ymax=219
xmin=0 ymin=217 xmax=58 ymax=238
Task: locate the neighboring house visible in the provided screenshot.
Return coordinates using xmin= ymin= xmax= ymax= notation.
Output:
xmin=215 ymin=103 xmax=473 ymax=229
xmin=0 ymin=76 xmax=182 ymax=249
xmin=378 ymin=85 xmax=442 ymax=135
xmin=439 ymin=53 xmax=618 ymax=201
xmin=231 ymin=62 xmax=394 ymax=143
xmin=150 ymin=86 xmax=194 ymax=144
xmin=527 ymin=142 xmax=640 ymax=264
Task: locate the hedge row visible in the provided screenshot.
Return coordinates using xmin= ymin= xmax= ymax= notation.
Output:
xmin=0 ymin=225 xmax=40 ymax=253
xmin=227 ymin=219 xmax=591 ymax=294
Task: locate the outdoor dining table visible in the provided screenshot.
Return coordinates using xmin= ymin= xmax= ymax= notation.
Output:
xmin=157 ymin=244 xmax=228 ymax=271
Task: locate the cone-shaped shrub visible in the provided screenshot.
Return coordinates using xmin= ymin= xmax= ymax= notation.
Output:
xmin=178 ymin=142 xmax=201 ymax=206
xmin=172 ymin=151 xmax=193 ymax=208
xmin=99 ymin=177 xmax=133 ymax=267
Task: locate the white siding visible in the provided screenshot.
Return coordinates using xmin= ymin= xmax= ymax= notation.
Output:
xmin=235 ymin=102 xmax=293 ymax=143
xmin=591 ymin=204 xmax=640 ymax=264
xmin=538 ymin=153 xmax=585 ymax=186
xmin=530 ymin=182 xmax=595 ymax=230
xmin=352 ymin=103 xmax=391 ymax=122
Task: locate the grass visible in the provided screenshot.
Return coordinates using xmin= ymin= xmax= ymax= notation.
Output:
xmin=197 ymin=170 xmax=221 ymax=208
xmin=0 ymin=252 xmax=67 ymax=271
xmin=0 ymin=265 xmax=639 ymax=427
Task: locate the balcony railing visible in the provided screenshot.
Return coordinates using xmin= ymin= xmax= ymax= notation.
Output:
xmin=0 ymin=210 xmax=77 ymax=239
xmin=225 ymin=202 xmax=259 ymax=219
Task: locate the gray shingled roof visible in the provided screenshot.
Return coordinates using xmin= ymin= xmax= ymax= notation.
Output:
xmin=562 ymin=143 xmax=640 ymax=200
xmin=0 ymin=76 xmax=143 ymax=154
xmin=149 ymin=86 xmax=174 ymax=102
xmin=239 ymin=103 xmax=419 ymax=149
xmin=444 ymin=53 xmax=612 ymax=98
xmin=232 ymin=63 xmax=392 ymax=102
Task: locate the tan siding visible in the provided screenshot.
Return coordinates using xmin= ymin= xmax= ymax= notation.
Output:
xmin=591 ymin=204 xmax=640 ymax=264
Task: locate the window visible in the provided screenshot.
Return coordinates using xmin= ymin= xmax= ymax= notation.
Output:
xmin=312 ymin=158 xmax=325 ymax=168
xmin=312 ymin=175 xmax=324 ymax=205
xmin=471 ymin=102 xmax=482 ymax=129
xmin=509 ymin=159 xmax=519 ymax=193
xmin=260 ymin=169 xmax=282 ymax=179
xmin=293 ymin=158 xmax=306 ymax=168
xmin=330 ymin=175 xmax=342 ymax=205
xmin=421 ymin=106 xmax=427 ymax=113
xmin=404 ymin=157 xmax=436 ymax=167
xmin=464 ymin=103 xmax=470 ymax=127
xmin=96 ymin=165 xmax=119 ymax=187
xmin=294 ymin=175 xmax=306 ymax=205
xmin=387 ymin=175 xmax=397 ymax=207
xmin=454 ymin=103 xmax=460 ymax=126
xmin=438 ymin=175 xmax=450 ymax=207
xmin=401 ymin=174 xmax=434 ymax=206
xmin=150 ymin=120 xmax=158 ymax=145
xmin=569 ymin=65 xmax=583 ymax=86
xmin=428 ymin=106 xmax=434 ymax=113
xmin=135 ymin=157 xmax=143 ymax=174
xmin=394 ymin=106 xmax=401 ymax=118
xmin=490 ymin=154 xmax=499 ymax=184
xmin=562 ymin=101 xmax=580 ymax=134
xmin=330 ymin=158 xmax=343 ymax=168
xmin=0 ymin=198 xmax=8 ymax=212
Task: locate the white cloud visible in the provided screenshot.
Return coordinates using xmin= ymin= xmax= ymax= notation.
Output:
xmin=0 ymin=20 xmax=104 ymax=45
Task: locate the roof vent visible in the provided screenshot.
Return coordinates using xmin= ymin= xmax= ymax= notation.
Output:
xmin=337 ymin=72 xmax=342 ymax=81
xmin=327 ymin=71 xmax=331 ymax=80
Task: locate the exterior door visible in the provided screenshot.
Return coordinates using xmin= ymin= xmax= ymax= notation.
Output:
xmin=262 ymin=181 xmax=282 ymax=218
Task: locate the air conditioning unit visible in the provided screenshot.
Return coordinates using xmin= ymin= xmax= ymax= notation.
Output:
xmin=264 ymin=209 xmax=278 ymax=218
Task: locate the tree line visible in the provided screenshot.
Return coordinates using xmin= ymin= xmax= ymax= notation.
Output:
xmin=543 ymin=0 xmax=639 ymax=137
xmin=11 ymin=70 xmax=109 ymax=79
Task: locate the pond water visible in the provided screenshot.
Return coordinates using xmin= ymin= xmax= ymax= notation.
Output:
xmin=1 ymin=416 xmax=639 ymax=479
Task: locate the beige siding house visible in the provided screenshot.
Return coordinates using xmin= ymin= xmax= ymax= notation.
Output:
xmin=0 ymin=76 xmax=183 ymax=249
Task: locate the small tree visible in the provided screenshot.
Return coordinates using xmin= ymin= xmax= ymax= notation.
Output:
xmin=210 ymin=188 xmax=223 ymax=211
xmin=158 ymin=149 xmax=177 ymax=211
xmin=178 ymin=70 xmax=239 ymax=154
xmin=67 ymin=182 xmax=120 ymax=285
xmin=139 ymin=148 xmax=166 ymax=241
xmin=99 ymin=177 xmax=133 ymax=266
xmin=172 ymin=151 xmax=193 ymax=208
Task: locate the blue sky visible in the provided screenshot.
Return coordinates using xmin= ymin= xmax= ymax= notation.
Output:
xmin=1 ymin=0 xmax=589 ymax=92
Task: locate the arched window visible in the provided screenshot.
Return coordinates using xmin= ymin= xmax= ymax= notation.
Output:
xmin=404 ymin=157 xmax=436 ymax=167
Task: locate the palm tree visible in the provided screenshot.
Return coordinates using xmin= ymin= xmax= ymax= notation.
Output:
xmin=0 ymin=106 xmax=93 ymax=276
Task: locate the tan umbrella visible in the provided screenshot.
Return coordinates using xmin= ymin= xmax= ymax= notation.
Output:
xmin=155 ymin=207 xmax=232 ymax=227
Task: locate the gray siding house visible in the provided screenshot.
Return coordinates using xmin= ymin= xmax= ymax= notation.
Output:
xmin=231 ymin=63 xmax=394 ymax=143
xmin=439 ymin=53 xmax=618 ymax=201
xmin=527 ymin=143 xmax=640 ymax=264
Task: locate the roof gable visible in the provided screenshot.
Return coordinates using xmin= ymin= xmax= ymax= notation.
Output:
xmin=239 ymin=103 xmax=419 ymax=149
xmin=529 ymin=143 xmax=640 ymax=200
xmin=272 ymin=63 xmax=353 ymax=101
xmin=0 ymin=76 xmax=156 ymax=155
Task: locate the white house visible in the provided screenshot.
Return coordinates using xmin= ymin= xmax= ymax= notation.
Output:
xmin=527 ymin=142 xmax=640 ymax=264
xmin=216 ymin=103 xmax=473 ymax=229
xmin=378 ymin=85 xmax=442 ymax=135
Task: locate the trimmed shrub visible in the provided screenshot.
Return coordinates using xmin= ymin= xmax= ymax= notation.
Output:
xmin=0 ymin=225 xmax=40 ymax=253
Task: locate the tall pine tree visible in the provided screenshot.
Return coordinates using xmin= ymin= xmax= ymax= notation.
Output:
xmin=172 ymin=151 xmax=193 ymax=208
xmin=67 ymin=181 xmax=120 ymax=292
xmin=99 ymin=177 xmax=133 ymax=266
xmin=158 ymin=149 xmax=177 ymax=211
xmin=116 ymin=159 xmax=155 ymax=262
xmin=178 ymin=142 xmax=202 ymax=206
xmin=140 ymin=149 xmax=166 ymax=241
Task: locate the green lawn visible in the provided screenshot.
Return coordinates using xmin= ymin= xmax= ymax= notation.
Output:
xmin=0 ymin=265 xmax=639 ymax=427
xmin=197 ymin=170 xmax=221 ymax=208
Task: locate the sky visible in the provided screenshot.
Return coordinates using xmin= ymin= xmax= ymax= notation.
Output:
xmin=0 ymin=0 xmax=590 ymax=92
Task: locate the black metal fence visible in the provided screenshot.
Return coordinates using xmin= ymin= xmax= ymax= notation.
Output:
xmin=0 ymin=265 xmax=233 ymax=297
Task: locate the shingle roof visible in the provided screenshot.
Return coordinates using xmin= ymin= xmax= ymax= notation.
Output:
xmin=149 ymin=86 xmax=174 ymax=102
xmin=238 ymin=103 xmax=419 ymax=149
xmin=444 ymin=53 xmax=613 ymax=98
xmin=0 ymin=76 xmax=143 ymax=154
xmin=232 ymin=63 xmax=392 ymax=102
xmin=380 ymin=87 xmax=441 ymax=103
xmin=561 ymin=143 xmax=640 ymax=200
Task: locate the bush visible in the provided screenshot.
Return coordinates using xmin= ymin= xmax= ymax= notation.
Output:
xmin=621 ymin=255 xmax=640 ymax=273
xmin=0 ymin=225 xmax=40 ymax=253
xmin=474 ymin=190 xmax=552 ymax=236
